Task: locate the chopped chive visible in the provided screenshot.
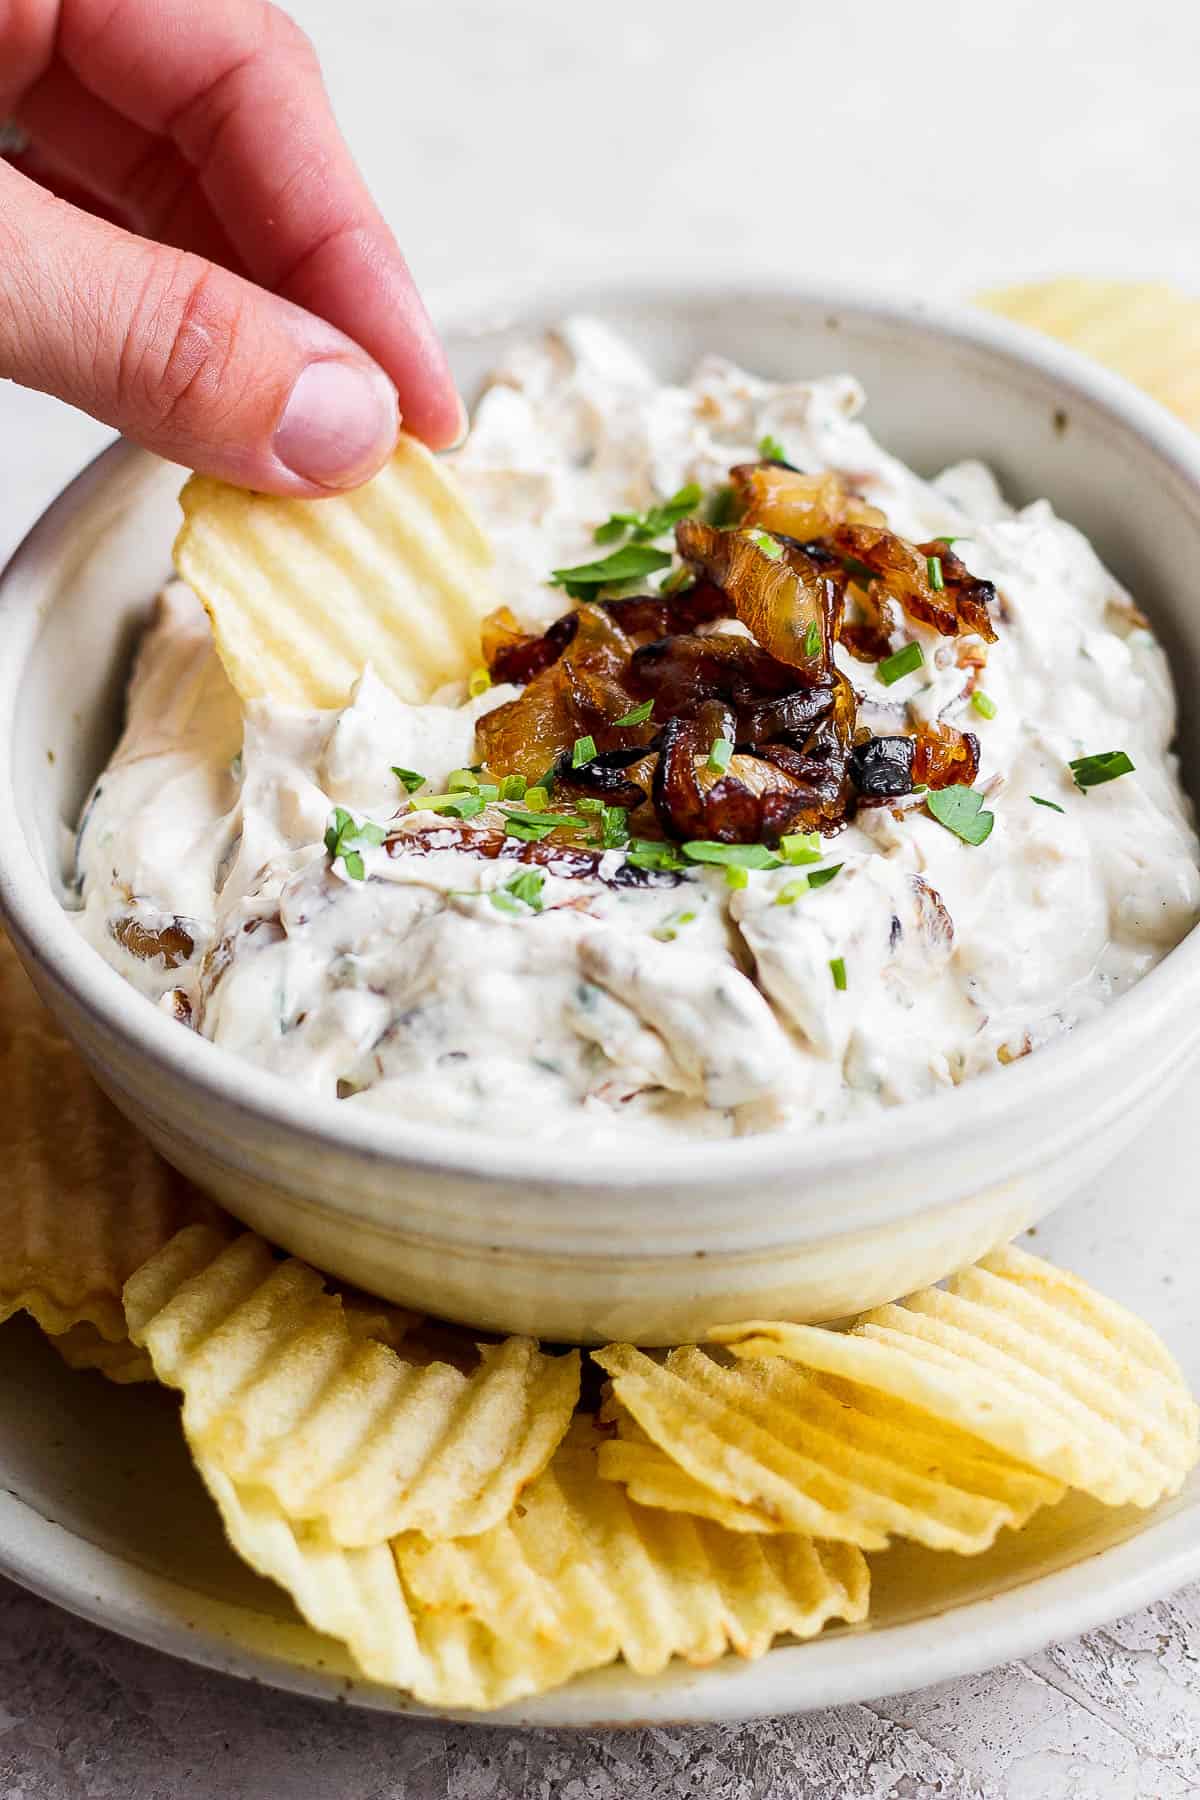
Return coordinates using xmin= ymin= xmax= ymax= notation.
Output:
xmin=447 ymin=768 xmax=479 ymax=792
xmin=468 ymin=667 xmax=492 ymax=698
xmin=1031 ymin=794 xmax=1066 ymax=813
xmin=707 ymin=736 xmax=734 ymax=775
xmin=503 ymin=807 xmax=575 ymax=830
xmin=614 ymin=699 xmax=654 ymax=727
xmin=774 ymin=879 xmax=808 ymax=906
xmin=682 ymin=841 xmax=780 ymax=870
xmin=758 ymin=433 xmax=786 ymax=463
xmin=878 ymin=641 xmax=925 ymax=686
xmin=391 ymin=766 xmax=425 ymax=793
xmin=829 ymin=956 xmax=848 ymax=991
xmin=499 ymin=773 xmax=527 ymax=801
xmin=749 ymin=530 xmax=784 ymax=561
xmin=572 ymin=735 xmax=597 ymax=769
xmin=476 ymin=783 xmax=500 ymax=802
xmin=804 ymin=620 xmax=822 ymax=658
xmin=971 ymin=690 xmax=998 ymax=720
xmin=1069 ymin=749 xmax=1135 ymax=790
xmin=807 ymin=862 xmax=844 ymax=889
xmin=652 ymin=909 xmax=697 ymax=942
xmin=725 ymin=864 xmax=749 ymax=889
xmin=779 ymin=832 xmax=822 ymax=866
xmin=936 ymin=535 xmax=961 ymax=546
xmin=523 ymin=787 xmax=550 ymax=813
xmin=576 ymin=796 xmax=604 ymax=815
xmin=502 ymin=819 xmax=553 ymax=842
xmin=926 ymin=555 xmax=945 ymax=591
xmin=926 ymin=785 xmax=994 ymax=845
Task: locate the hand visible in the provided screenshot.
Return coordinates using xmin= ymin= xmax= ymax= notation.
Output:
xmin=0 ymin=0 xmax=464 ymax=495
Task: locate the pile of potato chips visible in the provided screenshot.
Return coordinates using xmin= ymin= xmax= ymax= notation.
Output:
xmin=2 ymin=933 xmax=1196 ymax=1711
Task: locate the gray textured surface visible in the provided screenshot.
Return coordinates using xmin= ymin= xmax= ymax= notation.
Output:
xmin=3 ymin=1576 xmax=1198 ymax=1798
xmin=5 ymin=0 xmax=1200 ymax=1790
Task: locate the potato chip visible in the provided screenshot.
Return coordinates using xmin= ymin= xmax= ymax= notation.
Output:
xmin=712 ymin=1244 xmax=1199 ymax=1509
xmin=593 ymin=1343 xmax=1061 ymax=1553
xmin=200 ymin=1440 xmax=867 ymax=1709
xmin=174 ymin=436 xmax=501 ymax=709
xmin=977 ymin=279 xmax=1200 ymax=427
xmin=123 ymin=1226 xmax=580 ymax=1544
xmin=0 ymin=932 xmax=217 ymax=1347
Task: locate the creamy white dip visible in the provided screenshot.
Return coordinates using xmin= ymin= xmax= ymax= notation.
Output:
xmin=72 ymin=320 xmax=1200 ymax=1144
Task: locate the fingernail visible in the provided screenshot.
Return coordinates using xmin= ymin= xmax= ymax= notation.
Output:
xmin=275 ymin=359 xmax=399 ymax=487
xmin=447 ymin=393 xmax=471 ymax=452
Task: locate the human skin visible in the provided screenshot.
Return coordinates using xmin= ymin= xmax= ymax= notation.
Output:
xmin=0 ymin=0 xmax=464 ymax=494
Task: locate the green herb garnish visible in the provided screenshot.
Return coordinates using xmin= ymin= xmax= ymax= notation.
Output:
xmin=601 ymin=805 xmax=630 ymax=849
xmin=468 ymin=667 xmax=492 ymax=698
xmin=495 ymin=869 xmax=545 ymax=913
xmin=391 ymin=766 xmax=425 ymax=793
xmin=878 ymin=642 xmax=925 ymax=687
xmin=614 ymin=699 xmax=654 ymax=727
xmin=926 ymin=554 xmax=945 ymax=591
xmin=1031 ymin=794 xmax=1066 ymax=813
xmin=499 ymin=773 xmax=527 ymax=801
xmin=779 ymin=832 xmax=822 ymax=866
xmin=829 ymin=956 xmax=848 ymax=991
xmin=652 ymin=909 xmax=697 ymax=942
xmin=592 ymin=483 xmax=703 ymax=548
xmin=1069 ymin=750 xmax=1135 ymax=790
xmin=749 ymin=530 xmax=784 ymax=561
xmin=707 ymin=486 xmax=739 ymax=528
xmin=324 ymin=807 xmax=386 ymax=881
xmin=410 ymin=792 xmax=486 ymax=820
xmin=626 ymin=839 xmax=690 ymax=871
xmin=572 ymin=735 xmax=597 ymax=769
xmin=682 ymin=841 xmax=780 ymax=870
xmin=971 ymin=691 xmax=998 ymax=720
xmin=503 ymin=808 xmax=576 ymax=831
xmin=550 ymin=545 xmax=673 ymax=599
xmin=476 ymin=783 xmax=500 ymax=802
xmin=926 ymin=785 xmax=995 ymax=845
xmin=807 ymin=862 xmax=844 ymax=889
xmin=758 ymin=433 xmax=787 ymax=463
xmin=523 ymin=786 xmax=550 ymax=812
xmin=447 ymin=768 xmax=479 ymax=792
xmin=725 ymin=865 xmax=749 ymax=889
xmin=804 ymin=620 xmax=821 ymax=658
xmin=707 ymin=737 xmax=734 ymax=775
xmin=774 ymin=880 xmax=808 ymax=906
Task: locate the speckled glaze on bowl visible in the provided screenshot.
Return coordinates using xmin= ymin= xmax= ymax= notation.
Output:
xmin=3 ymin=282 xmax=1200 ymax=1344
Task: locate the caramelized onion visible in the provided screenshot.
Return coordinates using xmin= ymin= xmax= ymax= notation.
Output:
xmin=675 ymin=520 xmax=839 ymax=675
xmin=731 ymin=465 xmax=886 ymax=540
xmin=828 ymin=525 xmax=998 ymax=644
xmin=482 ymin=605 xmax=579 ymax=685
xmin=912 ymin=720 xmax=981 ymax=790
xmin=385 ymin=824 xmax=682 ymax=886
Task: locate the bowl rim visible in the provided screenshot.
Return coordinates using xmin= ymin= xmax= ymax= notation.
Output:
xmin=3 ymin=272 xmax=1200 ymax=1195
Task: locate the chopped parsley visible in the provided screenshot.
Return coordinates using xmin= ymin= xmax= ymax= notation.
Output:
xmin=601 ymin=805 xmax=630 ymax=848
xmin=1069 ymin=750 xmax=1135 ymax=790
xmin=614 ymin=699 xmax=654 ymax=727
xmin=926 ymin=784 xmax=995 ymax=845
xmin=707 ymin=485 xmax=739 ymax=529
xmin=926 ymin=554 xmax=945 ymax=592
xmin=504 ymin=807 xmax=576 ymax=832
xmin=749 ymin=530 xmax=784 ymax=561
xmin=592 ymin=483 xmax=703 ymax=547
xmin=572 ymin=734 xmax=597 ymax=769
xmin=682 ymin=841 xmax=780 ymax=870
xmin=468 ymin=667 xmax=492 ymax=698
xmin=550 ymin=545 xmax=672 ymax=599
xmin=707 ymin=736 xmax=734 ymax=775
xmin=494 ymin=869 xmax=545 ymax=913
xmin=804 ymin=620 xmax=822 ymax=658
xmin=626 ymin=838 xmax=690 ymax=872
xmin=779 ymin=832 xmax=822 ymax=866
xmin=758 ymin=433 xmax=786 ymax=463
xmin=324 ymin=807 xmax=386 ymax=881
xmin=878 ymin=641 xmax=925 ymax=686
xmin=391 ymin=765 xmax=425 ymax=793
xmin=807 ymin=862 xmax=844 ymax=889
xmin=829 ymin=956 xmax=848 ymax=991
xmin=971 ymin=690 xmax=998 ymax=720
xmin=1031 ymin=794 xmax=1066 ymax=813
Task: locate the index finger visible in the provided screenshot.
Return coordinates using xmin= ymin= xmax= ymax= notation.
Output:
xmin=40 ymin=0 xmax=463 ymax=448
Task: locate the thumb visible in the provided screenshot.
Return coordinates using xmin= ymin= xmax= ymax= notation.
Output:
xmin=0 ymin=165 xmax=402 ymax=495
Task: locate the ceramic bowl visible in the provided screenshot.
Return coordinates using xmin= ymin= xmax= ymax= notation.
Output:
xmin=3 ymin=281 xmax=1200 ymax=1344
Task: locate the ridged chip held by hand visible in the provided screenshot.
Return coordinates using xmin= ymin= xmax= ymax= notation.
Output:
xmin=0 ymin=931 xmax=216 ymax=1356
xmin=977 ymin=279 xmax=1200 ymax=428
xmin=199 ymin=1442 xmax=868 ymax=1711
xmin=122 ymin=1225 xmax=580 ymax=1545
xmin=594 ymin=1343 xmax=1062 ymax=1553
xmin=173 ymin=435 xmax=500 ymax=709
xmin=711 ymin=1244 xmax=1199 ymax=1510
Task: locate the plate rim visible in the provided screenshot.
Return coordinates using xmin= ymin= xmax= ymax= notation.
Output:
xmin=2 ymin=1475 xmax=1197 ymax=1729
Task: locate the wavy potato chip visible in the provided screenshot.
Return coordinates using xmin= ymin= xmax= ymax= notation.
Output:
xmin=201 ymin=1442 xmax=867 ymax=1710
xmin=174 ymin=436 xmax=500 ymax=709
xmin=977 ymin=279 xmax=1200 ymax=427
xmin=593 ymin=1343 xmax=1061 ymax=1553
xmin=712 ymin=1244 xmax=1199 ymax=1509
xmin=124 ymin=1226 xmax=580 ymax=1545
xmin=48 ymin=1322 xmax=155 ymax=1384
xmin=0 ymin=932 xmax=216 ymax=1348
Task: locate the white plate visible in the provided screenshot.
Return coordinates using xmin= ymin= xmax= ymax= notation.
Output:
xmin=0 ymin=1069 xmax=1195 ymax=1729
